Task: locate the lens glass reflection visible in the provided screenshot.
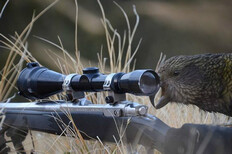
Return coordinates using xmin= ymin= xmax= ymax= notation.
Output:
xmin=139 ymin=72 xmax=157 ymax=94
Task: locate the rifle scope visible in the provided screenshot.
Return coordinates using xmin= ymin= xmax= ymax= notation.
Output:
xmin=17 ymin=62 xmax=160 ymax=99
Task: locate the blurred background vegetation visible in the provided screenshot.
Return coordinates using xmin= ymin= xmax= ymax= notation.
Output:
xmin=0 ymin=1 xmax=231 ymax=152
xmin=0 ymin=0 xmax=232 ymax=70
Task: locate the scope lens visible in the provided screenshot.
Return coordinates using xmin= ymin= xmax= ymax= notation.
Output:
xmin=139 ymin=72 xmax=158 ymax=95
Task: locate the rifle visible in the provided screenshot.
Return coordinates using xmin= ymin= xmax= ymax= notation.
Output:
xmin=0 ymin=63 xmax=232 ymax=154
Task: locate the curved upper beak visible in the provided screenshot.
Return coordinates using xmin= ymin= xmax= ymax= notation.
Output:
xmin=149 ymin=95 xmax=156 ymax=107
xmin=149 ymin=81 xmax=161 ymax=107
xmin=149 ymin=82 xmax=171 ymax=109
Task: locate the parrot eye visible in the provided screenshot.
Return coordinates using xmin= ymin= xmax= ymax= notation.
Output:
xmin=173 ymin=70 xmax=180 ymax=76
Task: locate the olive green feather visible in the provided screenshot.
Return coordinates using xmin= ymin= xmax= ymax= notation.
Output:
xmin=155 ymin=53 xmax=232 ymax=116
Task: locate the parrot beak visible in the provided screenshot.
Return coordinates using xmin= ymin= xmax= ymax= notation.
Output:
xmin=155 ymin=95 xmax=170 ymax=109
xmin=149 ymin=87 xmax=161 ymax=107
xmin=149 ymin=87 xmax=170 ymax=109
xmin=149 ymin=83 xmax=161 ymax=107
xmin=149 ymin=95 xmax=155 ymax=107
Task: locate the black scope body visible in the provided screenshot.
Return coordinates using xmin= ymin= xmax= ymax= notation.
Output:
xmin=17 ymin=62 xmax=160 ymax=99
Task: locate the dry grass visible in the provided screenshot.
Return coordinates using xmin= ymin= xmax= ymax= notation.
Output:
xmin=0 ymin=0 xmax=231 ymax=154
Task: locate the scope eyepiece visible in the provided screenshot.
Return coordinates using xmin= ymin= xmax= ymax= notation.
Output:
xmin=17 ymin=63 xmax=160 ymax=99
xmin=17 ymin=63 xmax=65 ymax=99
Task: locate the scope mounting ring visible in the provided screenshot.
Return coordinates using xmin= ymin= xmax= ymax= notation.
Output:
xmin=62 ymin=74 xmax=85 ymax=101
xmin=103 ymin=73 xmax=116 ymax=91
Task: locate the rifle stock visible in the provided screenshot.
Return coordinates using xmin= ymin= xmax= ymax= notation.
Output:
xmin=1 ymin=101 xmax=170 ymax=153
